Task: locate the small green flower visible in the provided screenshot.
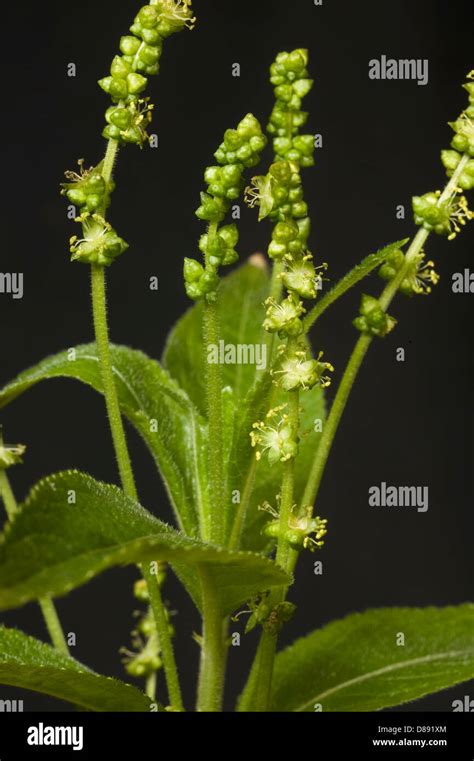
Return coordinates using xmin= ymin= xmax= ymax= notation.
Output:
xmin=61 ymin=159 xmax=111 ymax=213
xmin=280 ymin=255 xmax=323 ymax=298
xmin=70 ymin=213 xmax=129 ymax=266
xmin=263 ymin=503 xmax=328 ymax=552
xmin=263 ymin=294 xmax=305 ymax=336
xmin=273 ymin=350 xmax=334 ymax=391
xmin=353 ymin=294 xmax=396 ymax=338
xmin=413 ymin=191 xmax=473 ymax=239
xmin=379 ymin=251 xmax=439 ymax=297
xmin=250 ymin=407 xmax=298 ymax=464
xmin=0 ymin=441 xmax=26 ymax=470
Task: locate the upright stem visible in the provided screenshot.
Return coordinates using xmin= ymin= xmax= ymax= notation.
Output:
xmin=252 ymin=367 xmax=300 ymax=711
xmin=90 ymin=259 xmax=183 ymax=711
xmin=196 ymin=568 xmax=227 ymax=712
xmin=91 ymin=265 xmax=137 ymax=498
xmin=202 ymin=222 xmax=225 ymax=545
xmin=0 ymin=468 xmax=68 ymax=655
xmin=38 ymin=597 xmax=69 ymax=655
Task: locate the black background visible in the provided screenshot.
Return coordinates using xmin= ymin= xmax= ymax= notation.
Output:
xmin=0 ymin=0 xmax=472 ymax=712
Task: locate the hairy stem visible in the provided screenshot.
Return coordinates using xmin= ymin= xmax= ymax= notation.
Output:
xmin=38 ymin=597 xmax=69 ymax=655
xmin=202 ymin=222 xmax=225 ymax=544
xmin=301 ymin=152 xmax=470 ymax=512
xmin=252 ymin=373 xmax=300 ymax=711
xmin=228 ymin=456 xmax=257 ymax=550
xmin=0 ymin=468 xmax=68 ymax=654
xmin=91 ymin=261 xmax=183 ymax=709
xmin=196 ymin=567 xmax=227 ymax=712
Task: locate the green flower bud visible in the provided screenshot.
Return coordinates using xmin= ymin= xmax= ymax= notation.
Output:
xmin=353 ymin=294 xmax=396 ymax=338
xmin=195 ymin=192 xmax=227 ymax=222
xmin=183 ymin=257 xmax=204 ymax=283
xmin=120 ymin=35 xmax=141 ymax=56
xmin=110 ymin=55 xmax=131 ymax=79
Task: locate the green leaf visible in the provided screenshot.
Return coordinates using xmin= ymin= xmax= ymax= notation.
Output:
xmin=0 ymin=344 xmax=208 ymax=538
xmin=0 ymin=626 xmax=150 ymax=711
xmin=163 ymin=258 xmax=270 ymax=414
xmin=304 ymin=239 xmax=409 ymax=332
xmin=264 ymin=606 xmax=474 ymax=711
xmin=0 ymin=471 xmax=290 ymax=616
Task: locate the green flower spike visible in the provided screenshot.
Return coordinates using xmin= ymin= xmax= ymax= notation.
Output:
xmin=70 ymin=213 xmax=129 ymax=266
xmin=268 ymin=49 xmax=315 ymax=167
xmin=353 ymin=294 xmax=396 ymax=338
xmin=99 ymin=1 xmax=195 ymax=147
xmin=186 ymin=114 xmax=267 ymax=302
xmin=250 ymin=406 xmax=298 ymax=464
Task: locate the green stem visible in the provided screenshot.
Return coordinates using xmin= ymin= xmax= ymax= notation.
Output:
xmin=228 ymin=456 xmax=257 ymax=550
xmin=142 ymin=565 xmax=183 ymax=711
xmin=301 ymin=152 xmax=470 ymax=513
xmin=91 ymin=265 xmax=138 ymax=498
xmin=0 ymin=470 xmax=18 ymax=520
xmin=252 ymin=382 xmax=300 ymax=711
xmin=0 ymin=468 xmax=68 ymax=655
xmin=38 ymin=597 xmax=69 ymax=655
xmin=90 ymin=228 xmax=183 ymax=710
xmin=196 ymin=568 xmax=227 ymax=712
xmin=203 ymin=222 xmax=225 ymax=544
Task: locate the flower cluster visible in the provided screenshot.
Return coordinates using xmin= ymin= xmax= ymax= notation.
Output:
xmin=379 ymin=249 xmax=439 ymax=296
xmin=184 ymin=114 xmax=267 ymax=302
xmin=61 ymin=160 xmax=112 ymax=213
xmin=69 ymin=213 xmax=129 ymax=266
xmin=353 ymin=294 xmax=396 ymax=338
xmin=261 ymin=501 xmax=328 ymax=553
xmin=268 ymin=49 xmax=315 ymax=167
xmin=250 ymin=406 xmax=298 ymax=464
xmin=247 ymin=51 xmax=333 ymax=472
xmin=273 ymin=349 xmax=334 ymax=391
xmin=99 ymin=2 xmax=195 ymax=147
xmin=121 ymin=575 xmax=171 ymax=680
xmin=414 ymin=72 xmax=474 ymax=236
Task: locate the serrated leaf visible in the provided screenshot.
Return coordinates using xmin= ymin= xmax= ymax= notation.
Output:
xmin=0 ymin=626 xmax=150 ymax=711
xmin=0 ymin=471 xmax=290 ymax=616
xmin=163 ymin=259 xmax=270 ymax=414
xmin=304 ymin=239 xmax=409 ymax=331
xmin=253 ymin=606 xmax=474 ymax=711
xmin=0 ymin=344 xmax=208 ymax=538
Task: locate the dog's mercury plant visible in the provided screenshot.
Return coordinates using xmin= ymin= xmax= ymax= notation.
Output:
xmin=0 ymin=4 xmax=472 ymax=715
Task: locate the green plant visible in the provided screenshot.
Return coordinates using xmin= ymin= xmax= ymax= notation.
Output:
xmin=0 ymin=1 xmax=473 ymax=713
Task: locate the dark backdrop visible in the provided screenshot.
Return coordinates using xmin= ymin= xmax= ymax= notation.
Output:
xmin=0 ymin=0 xmax=472 ymax=711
